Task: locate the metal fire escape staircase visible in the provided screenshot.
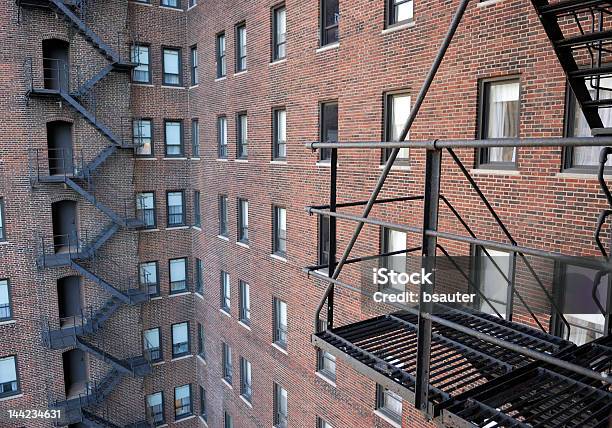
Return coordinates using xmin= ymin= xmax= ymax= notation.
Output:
xmin=19 ymin=2 xmax=150 ymax=426
xmin=304 ymin=0 xmax=612 ymax=426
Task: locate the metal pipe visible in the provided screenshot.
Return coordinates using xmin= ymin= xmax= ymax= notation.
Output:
xmin=307 ymin=195 xmax=423 ymax=212
xmin=306 ymin=136 xmax=612 ymax=150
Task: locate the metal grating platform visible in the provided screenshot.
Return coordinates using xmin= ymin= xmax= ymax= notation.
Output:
xmin=440 ymin=336 xmax=612 ymax=428
xmin=312 ymin=306 xmax=574 ymax=410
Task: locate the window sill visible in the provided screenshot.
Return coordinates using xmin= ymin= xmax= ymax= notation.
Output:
xmin=140 ymin=228 xmax=160 ymax=233
xmin=0 ymin=320 xmax=16 ymax=326
xmin=270 ymin=254 xmax=287 ymax=263
xmin=163 ymin=157 xmax=188 ymax=160
xmin=198 ymin=416 xmax=209 ymax=426
xmin=238 ymin=320 xmax=252 ymax=331
xmin=0 ymin=393 xmax=23 ymax=402
xmin=167 ymin=226 xmax=190 ymax=231
xmin=217 ymin=235 xmax=230 ymax=241
xmin=373 ymin=410 xmax=402 ymax=428
xmin=470 ymin=168 xmax=520 ymax=176
xmin=236 ymin=241 xmax=250 ymax=249
xmin=189 ymin=84 xmax=199 ymax=89
xmin=171 ymin=354 xmax=193 ymax=362
xmin=150 ymin=296 xmax=163 ymax=301
xmin=235 ymin=159 xmax=248 ymax=163
xmin=161 ymin=85 xmax=186 ymax=89
xmin=129 ymin=1 xmax=153 ymax=7
xmin=234 ymin=70 xmax=248 ymax=77
xmin=315 ymin=371 xmax=337 ymax=387
xmin=169 ymin=291 xmax=191 ymax=298
xmin=382 ymin=20 xmax=416 ymax=35
xmin=159 ymin=5 xmax=184 ymax=11
xmin=215 ymin=77 xmax=227 ymax=82
xmin=135 ymin=156 xmax=158 ymax=161
xmin=0 ymin=241 xmax=10 ymax=246
xmin=316 ymin=161 xmax=332 ymax=167
xmin=270 ymin=160 xmax=288 ymax=165
xmin=240 ymin=395 xmax=253 ymax=408
xmin=556 ymin=171 xmax=612 ymax=180
xmin=175 ymin=415 xmax=196 ymax=424
xmin=220 ymin=308 xmax=231 ymax=318
xmin=194 ymin=292 xmax=204 ymax=300
xmin=216 ymin=158 xmax=229 ymax=162
xmin=272 ymin=342 xmax=288 ymax=355
xmin=152 ymin=360 xmax=165 ymax=366
xmin=316 ymin=42 xmax=339 ymax=53
xmin=191 ymin=157 xmax=201 ymax=161
xmin=379 ymin=164 xmax=411 ymax=171
xmin=270 ymin=58 xmax=287 ymax=66
xmin=221 ymin=378 xmax=233 ymax=389
xmin=131 ymin=82 xmax=155 ymax=87
xmin=477 ymin=0 xmax=504 ymax=7
xmin=192 ymin=226 xmax=202 ymax=231
xmin=197 ymin=354 xmax=207 ymax=365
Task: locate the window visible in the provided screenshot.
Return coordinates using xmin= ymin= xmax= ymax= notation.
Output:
xmin=221 ymin=271 xmax=231 ymax=312
xmin=218 ymin=116 xmax=228 ymax=159
xmin=383 ymin=92 xmax=411 ymax=163
xmin=272 ymin=5 xmax=287 ymax=61
xmin=133 ymin=119 xmax=153 ymax=156
xmin=238 ymin=198 xmax=249 ymax=244
xmin=0 ymin=199 xmax=5 ymax=241
xmin=224 ymin=412 xmax=233 ymax=428
xmin=162 ymin=48 xmax=181 ymax=86
xmin=197 ymin=322 xmax=206 ymax=358
xmin=192 ymin=119 xmax=200 ymax=158
xmin=554 ymin=264 xmax=609 ymax=345
xmin=274 ymin=383 xmax=288 ymax=428
xmin=195 ymin=258 xmax=203 ymax=294
xmin=240 ymin=357 xmax=252 ymax=401
xmin=165 ymin=120 xmax=183 ymax=157
xmin=189 ymin=0 xmax=196 ymax=6
xmin=320 ymin=102 xmax=338 ymax=161
xmin=174 ymin=384 xmax=192 ymax=420
xmin=375 ymin=384 xmax=402 ymax=424
xmin=239 ymin=280 xmax=251 ymax=324
xmin=0 ymin=280 xmax=12 ymax=321
xmin=199 ymin=386 xmax=207 ymax=421
xmin=273 ymin=298 xmax=288 ymax=349
xmin=237 ymin=112 xmax=248 ymax=159
xmin=565 ymin=76 xmax=612 ymax=170
xmin=273 ymin=108 xmax=287 ymax=160
xmin=143 ymin=327 xmax=162 ymax=362
xmin=190 ymin=45 xmax=198 ymax=86
xmin=0 ymin=356 xmax=19 ymax=398
xmin=219 ymin=195 xmax=229 ymax=236
xmin=318 ymin=215 xmax=330 ymax=270
xmin=161 ymin=0 xmax=180 ymax=8
xmin=171 ymin=322 xmax=190 ymax=358
xmin=169 ymin=257 xmax=188 ymax=294
xmin=193 ymin=191 xmax=201 ymax=228
xmin=216 ymin=33 xmax=226 ymax=78
xmin=386 ymin=0 xmax=413 ymax=27
xmin=273 ymin=206 xmax=287 ymax=257
xmin=140 ymin=261 xmax=159 ymax=297
xmin=222 ymin=342 xmax=233 ymax=383
xmin=131 ymin=45 xmax=150 ymax=83
xmin=236 ymin=23 xmax=247 ymax=72
xmin=317 ymin=348 xmax=336 ymax=381
xmin=167 ymin=191 xmax=185 ymax=227
xmin=136 ymin=192 xmax=156 ymax=229
xmin=478 ymin=78 xmax=520 ymax=168
xmin=321 ymin=0 xmax=339 ymax=46
xmin=474 ymin=247 xmax=514 ymax=319
xmin=381 ymin=227 xmax=407 ymax=291
xmin=317 ymin=417 xmax=333 ymax=428
xmin=146 ymin=391 xmax=165 ymax=426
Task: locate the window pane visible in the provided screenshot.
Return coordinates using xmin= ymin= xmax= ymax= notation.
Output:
xmin=486 ymin=81 xmax=519 ymax=163
xmin=166 ymin=122 xmax=182 ymax=155
xmin=173 ymin=323 xmax=188 ymax=343
xmin=0 ymin=357 xmax=17 ymax=388
xmin=140 ymin=262 xmax=157 ymax=284
xmin=163 ymin=49 xmax=180 ymax=85
xmin=478 ymin=249 xmax=511 ymax=317
xmin=390 ymin=94 xmax=410 ymax=159
xmin=0 ymin=281 xmax=9 ymax=320
xmin=394 ymin=0 xmax=414 ymax=23
xmin=131 ymin=45 xmax=150 ymax=82
xmin=134 ymin=120 xmax=152 ymax=155
xmin=384 ymin=228 xmax=407 ymax=288
xmin=144 ymin=329 xmax=160 ymax=348
xmin=170 ymin=259 xmax=186 ymax=281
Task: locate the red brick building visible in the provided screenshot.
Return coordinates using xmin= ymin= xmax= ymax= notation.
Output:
xmin=0 ymin=0 xmax=610 ymax=427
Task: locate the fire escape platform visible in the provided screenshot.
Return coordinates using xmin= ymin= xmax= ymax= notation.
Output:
xmin=440 ymin=335 xmax=612 ymax=428
xmin=312 ymin=306 xmax=574 ymax=412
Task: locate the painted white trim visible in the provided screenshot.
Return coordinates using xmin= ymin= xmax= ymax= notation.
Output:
xmin=271 ymin=342 xmax=288 ymax=355
xmin=373 ymin=410 xmax=402 ymax=428
xmin=270 ymin=254 xmax=287 ymax=262
xmin=316 ymin=42 xmax=339 ymax=53
xmin=477 ymin=0 xmax=504 ymax=7
xmin=469 ymin=168 xmax=521 ymax=176
xmin=381 ymin=20 xmax=416 ymax=35
xmin=315 ymin=371 xmax=337 ymax=387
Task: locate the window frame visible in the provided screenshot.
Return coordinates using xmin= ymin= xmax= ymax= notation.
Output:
xmin=161 ymin=0 xmax=181 ymax=8
xmin=171 ymin=321 xmax=190 ymax=359
xmin=318 ymin=214 xmax=330 ymax=270
xmin=161 ymin=47 xmax=182 ymax=86
xmin=317 ymin=417 xmax=333 ymax=428
xmin=319 ymin=101 xmax=338 ymax=162
xmin=193 ymin=190 xmax=201 ymax=228
xmin=199 ymin=385 xmax=207 ymax=420
xmin=166 ymin=190 xmax=186 ymax=228
xmin=222 ymin=342 xmax=233 ymax=383
xmin=375 ymin=384 xmax=403 ymax=424
xmin=237 ymin=198 xmax=249 ymax=244
xmin=240 ymin=356 xmax=253 ymax=402
xmin=273 ymin=382 xmax=288 ymax=428
xmin=239 ymin=280 xmax=251 ymax=324
xmin=382 ymin=90 xmax=411 ymax=164
xmin=197 ymin=322 xmax=206 ymax=359
xmin=0 ymin=355 xmax=20 ymax=399
xmin=191 ymin=118 xmax=200 ymax=158
xmin=217 ymin=115 xmax=228 ymax=159
xmin=190 ymin=45 xmax=198 ymax=86
xmin=216 ymin=32 xmax=227 ymax=78
xmin=235 ymin=22 xmax=247 ymax=73
xmin=218 ymin=194 xmax=229 ymax=237
xmin=273 ymin=297 xmax=288 ymax=349
xmin=174 ymin=384 xmax=193 ymax=420
xmin=320 ymin=0 xmax=339 ymax=46
xmin=221 ymin=271 xmax=231 ymax=313
xmin=131 ymin=44 xmax=151 ymax=84
xmin=0 ymin=279 xmax=13 ymax=322
xmin=169 ymin=257 xmax=188 ymax=294
xmin=273 ymin=108 xmax=287 ymax=160
xmin=133 ymin=118 xmax=154 ymax=157
xmin=476 ymin=76 xmax=521 ymax=169
xmin=0 ymin=198 xmax=5 ymax=241
xmin=237 ymin=112 xmax=248 ymax=159
xmin=164 ymin=119 xmax=184 ymax=158
xmin=194 ymin=257 xmax=203 ymax=294
xmin=272 ymin=4 xmax=287 ymax=61
xmin=385 ymin=0 xmax=414 ymax=28
xmin=224 ymin=411 xmax=233 ymax=428
xmin=136 ymin=192 xmax=157 ymax=229
xmin=273 ymin=205 xmax=287 ymax=257
xmin=471 ymin=246 xmax=515 ymax=320
xmin=146 ymin=391 xmax=165 ymax=426
xmin=143 ymin=327 xmax=162 ymax=362
xmin=317 ymin=348 xmax=336 ymax=381
xmin=139 ymin=261 xmax=160 ymax=297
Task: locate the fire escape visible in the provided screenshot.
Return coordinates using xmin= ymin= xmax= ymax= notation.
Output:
xmin=305 ymin=0 xmax=612 ymax=426
xmin=17 ymin=1 xmax=152 ymax=426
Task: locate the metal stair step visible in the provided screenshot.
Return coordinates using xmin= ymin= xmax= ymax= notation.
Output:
xmin=554 ymin=29 xmax=612 ymax=48
xmin=538 ymin=0 xmax=612 ymax=16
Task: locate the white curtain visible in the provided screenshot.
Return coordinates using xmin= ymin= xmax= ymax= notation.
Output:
xmin=163 ymin=50 xmax=179 ymax=74
xmin=396 ymin=0 xmax=414 ymax=22
xmin=392 ymin=94 xmax=411 ymax=159
xmin=479 ymin=249 xmax=510 ymax=317
xmin=0 ymin=356 xmax=16 ymax=384
xmin=170 ymin=259 xmax=186 ymax=281
xmin=242 ymin=201 xmax=249 ymax=228
xmin=168 ymin=192 xmax=182 ymax=209
xmin=487 ymin=81 xmax=519 ymax=162
xmin=173 ymin=323 xmax=188 ymax=344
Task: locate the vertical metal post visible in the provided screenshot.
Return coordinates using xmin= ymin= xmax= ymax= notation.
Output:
xmin=415 ymin=148 xmax=442 ymax=411
xmin=327 ymin=148 xmax=338 ymax=330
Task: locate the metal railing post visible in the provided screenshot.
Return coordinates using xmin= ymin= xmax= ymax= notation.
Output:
xmin=326 ymin=148 xmax=338 ymax=331
xmin=415 ymin=147 xmax=442 ymax=411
